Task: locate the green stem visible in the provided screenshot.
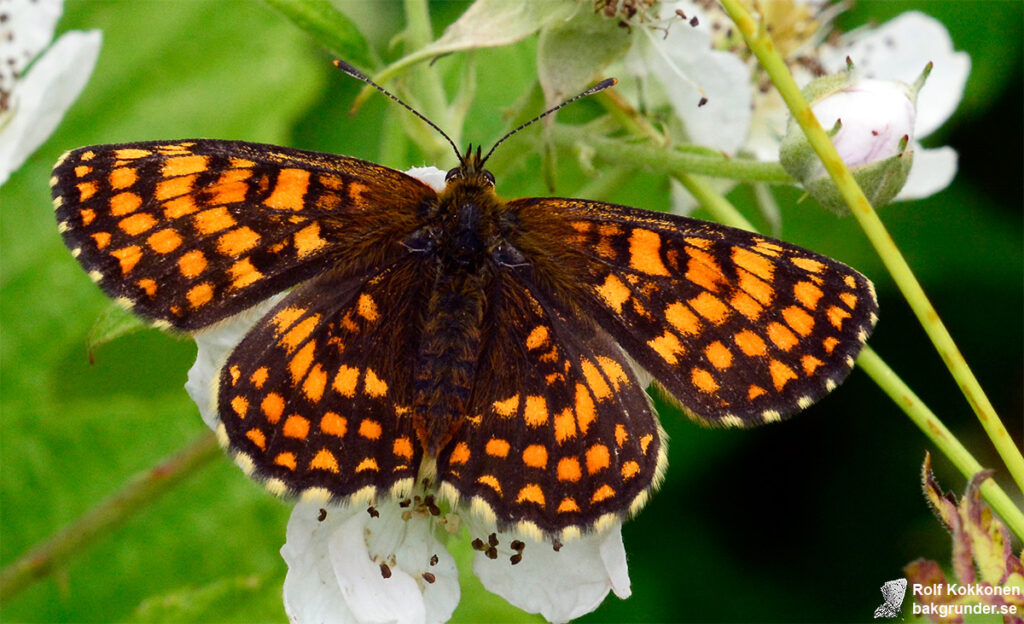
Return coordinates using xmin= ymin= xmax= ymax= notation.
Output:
xmin=0 ymin=432 xmax=220 ymax=602
xmin=401 ymin=0 xmax=456 ymax=160
xmin=718 ymin=0 xmax=1024 ymax=496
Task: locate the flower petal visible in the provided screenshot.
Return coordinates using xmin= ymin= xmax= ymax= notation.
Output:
xmin=282 ymin=503 xmax=359 ymax=624
xmin=0 ymin=0 xmax=64 ymax=88
xmin=473 ymin=523 xmax=630 ymax=624
xmin=895 ymin=145 xmax=957 ymax=200
xmin=0 ymin=29 xmax=101 ymax=186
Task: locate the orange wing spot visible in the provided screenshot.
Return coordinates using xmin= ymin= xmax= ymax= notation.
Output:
xmin=229 ymin=365 xmax=241 ymax=384
xmin=355 ymin=458 xmax=379 ymax=473
xmin=245 ymin=428 xmax=266 ymax=450
xmin=769 ymin=359 xmax=798 ymax=391
xmin=574 ymin=384 xmax=596 ymax=435
xmin=229 ymin=158 xmax=255 ymax=168
xmin=732 ymin=247 xmax=775 ymax=281
xmin=265 ymin=168 xmax=310 ymax=210
xmin=283 ymin=415 xmax=311 ymax=439
xmin=794 ymin=281 xmax=824 ymax=311
xmin=114 ymin=148 xmax=152 ymax=160
xmin=230 ymin=396 xmax=248 ymax=418
xmin=187 ymin=282 xmax=214 ymax=309
xmin=782 ymin=305 xmax=815 ymax=337
xmin=580 ymin=358 xmax=612 ymax=400
xmin=271 ymin=306 xmax=305 ymax=332
xmin=77 ymin=181 xmax=98 ymax=201
xmin=596 ymin=356 xmax=628 ymax=390
xmin=450 ymin=442 xmax=471 ymax=465
xmin=791 ymin=257 xmax=825 ymax=273
xmin=730 ymin=291 xmax=763 ymax=321
xmin=357 ymin=293 xmax=379 ymax=322
xmin=302 ymin=364 xmax=327 ymax=403
xmin=261 ymin=393 xmax=285 ymax=424
xmin=393 ymin=437 xmax=414 ymax=461
xmin=522 ymin=444 xmax=548 ymax=468
xmin=492 ymin=394 xmax=519 ymax=417
xmin=321 ymin=412 xmax=347 ymax=437
xmin=801 ymin=355 xmax=825 ymax=376
xmin=756 ymin=240 xmax=784 ymax=256
xmin=318 ymin=174 xmax=344 ymax=190
xmin=598 ymin=224 xmax=623 ymax=237
xmin=156 ymin=174 xmax=196 ymax=201
xmin=640 ymin=434 xmax=654 ymax=454
xmin=839 ymin=292 xmax=858 ymax=309
xmin=748 ymin=385 xmax=767 ymax=400
xmin=358 ymin=418 xmax=382 ymax=440
xmin=477 ymin=475 xmax=502 ymax=495
xmin=525 ymin=325 xmax=549 ymax=350
xmin=684 ymin=237 xmax=713 ymax=249
xmin=689 ymin=291 xmax=731 ymax=324
xmin=110 ymin=192 xmax=142 ymax=216
xmin=648 ymin=330 xmax=686 ymax=365
xmin=316 ymin=193 xmax=341 ymax=211
xmin=524 ymin=395 xmax=549 ymax=427
xmin=591 ymin=484 xmax=616 ymax=504
xmin=554 ymin=408 xmax=577 ymax=443
xmin=843 ymin=275 xmax=858 ymax=289
xmin=147 ymin=228 xmax=182 ymax=254
xmin=163 ymin=195 xmax=199 ymax=219
xmin=570 ymin=221 xmax=592 ymax=233
xmin=516 ymin=484 xmax=546 ymax=506
xmin=364 ymin=368 xmax=388 ymax=398
xmin=691 ymin=367 xmax=720 ymax=394
xmin=109 ymin=167 xmax=137 ymax=190
xmin=685 ymin=247 xmax=727 ymax=292
xmin=111 ymin=246 xmax=142 ymax=274
xmin=704 ymin=341 xmax=734 ymax=370
xmin=80 ymin=208 xmax=96 ymax=226
xmin=767 ymin=322 xmax=798 ymax=351
xmin=250 ymin=367 xmax=269 ymax=388
xmin=734 ymin=329 xmax=768 ymax=357
xmin=826 ymin=305 xmax=851 ymax=330
xmin=288 ymin=342 xmax=315 ymax=385
xmin=823 ymin=336 xmax=840 ymax=355
xmin=596 ymin=273 xmax=631 ymax=314
xmin=585 ymin=444 xmax=610 ymax=474
xmin=665 ymin=301 xmax=701 ymax=336
xmin=621 ymin=461 xmax=640 ymax=480
xmin=74 ymin=165 xmax=91 ymax=177
xmin=193 ymin=206 xmax=236 ymax=235
xmin=538 ymin=347 xmax=559 ymax=364
xmin=333 ymin=365 xmax=359 ymax=397
xmin=628 ymin=229 xmax=670 ymax=276
xmin=293 ymin=222 xmax=326 ymax=258
xmin=557 ymin=497 xmax=581 ymax=513
xmin=136 ymin=278 xmax=157 ymax=296
xmin=486 ymin=438 xmax=511 ymax=458
xmin=217 ymin=226 xmax=261 ymax=257
xmin=281 ymin=315 xmax=319 ymax=352
xmin=544 ymin=373 xmax=564 ymax=386
xmin=178 ymin=250 xmax=207 ymax=278
xmin=613 ymin=423 xmax=629 ymax=447
xmin=91 ymin=232 xmax=111 ymax=250
xmin=274 ymin=452 xmax=297 ymax=471
xmin=228 ymin=258 xmax=263 ymax=290
xmin=595 ymin=236 xmax=616 ymax=260
xmin=161 ymin=154 xmax=209 ymax=177
xmin=79 ymin=150 xmax=96 ymax=161
xmin=209 ymin=169 xmax=251 ymax=205
xmin=738 ymin=269 xmax=774 ymax=305
xmin=310 ymin=449 xmax=339 ymax=473
xmin=557 ymin=456 xmax=582 ymax=483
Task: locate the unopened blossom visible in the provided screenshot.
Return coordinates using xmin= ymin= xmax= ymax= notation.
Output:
xmin=0 ymin=0 xmax=101 ymax=187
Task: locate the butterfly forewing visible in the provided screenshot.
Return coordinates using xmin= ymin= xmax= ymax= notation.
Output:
xmin=509 ymin=198 xmax=878 ymax=427
xmin=52 ymin=140 xmax=434 ymax=330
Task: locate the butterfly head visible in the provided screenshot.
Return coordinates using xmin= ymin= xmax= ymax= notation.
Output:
xmin=445 ymin=144 xmax=496 ymax=189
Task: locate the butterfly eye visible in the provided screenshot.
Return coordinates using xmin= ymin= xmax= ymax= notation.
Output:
xmin=482 ymin=170 xmax=495 ymax=186
xmin=445 ymin=167 xmax=462 ymax=182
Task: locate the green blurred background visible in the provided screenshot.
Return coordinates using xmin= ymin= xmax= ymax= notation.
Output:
xmin=1 ymin=1 xmax=1020 ymax=622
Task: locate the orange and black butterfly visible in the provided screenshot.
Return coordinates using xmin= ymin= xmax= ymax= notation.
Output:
xmin=52 ymin=62 xmax=877 ymax=540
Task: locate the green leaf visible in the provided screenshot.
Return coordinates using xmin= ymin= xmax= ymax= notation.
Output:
xmin=262 ymin=0 xmax=372 ymax=67
xmin=536 ymin=7 xmax=630 ymax=109
xmin=132 ymin=575 xmax=286 ymax=623
xmin=86 ymin=302 xmax=150 ymax=359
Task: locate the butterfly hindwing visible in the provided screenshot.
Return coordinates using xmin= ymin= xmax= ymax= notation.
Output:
xmin=53 ymin=140 xmax=435 ymax=330
xmin=508 ymin=198 xmax=878 ymax=427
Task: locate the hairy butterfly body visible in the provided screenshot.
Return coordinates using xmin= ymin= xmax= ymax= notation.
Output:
xmin=53 ymin=73 xmax=877 ymax=540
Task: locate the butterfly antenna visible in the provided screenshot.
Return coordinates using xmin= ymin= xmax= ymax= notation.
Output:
xmin=334 ymin=60 xmax=463 ymax=162
xmin=481 ymin=78 xmax=617 ymax=165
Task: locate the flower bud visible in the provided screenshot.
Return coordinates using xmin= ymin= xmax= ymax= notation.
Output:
xmin=780 ymin=65 xmax=930 ymax=212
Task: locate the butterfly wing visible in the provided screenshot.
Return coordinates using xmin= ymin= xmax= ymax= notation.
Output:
xmin=507 ymin=197 xmax=878 ymax=427
xmin=217 ymin=256 xmax=429 ymax=500
xmin=435 ymin=269 xmax=666 ymax=538
xmin=52 ymin=140 xmax=435 ymax=330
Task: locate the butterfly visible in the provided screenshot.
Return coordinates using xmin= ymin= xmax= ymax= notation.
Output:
xmin=52 ymin=61 xmax=877 ymax=540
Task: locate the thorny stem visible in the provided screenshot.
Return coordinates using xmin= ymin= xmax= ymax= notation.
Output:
xmin=717 ymin=0 xmax=1024 ymax=497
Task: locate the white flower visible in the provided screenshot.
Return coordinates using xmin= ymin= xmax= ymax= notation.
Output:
xmin=0 ymin=0 xmax=102 ymax=187
xmin=184 ymin=166 xmax=634 ymax=624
